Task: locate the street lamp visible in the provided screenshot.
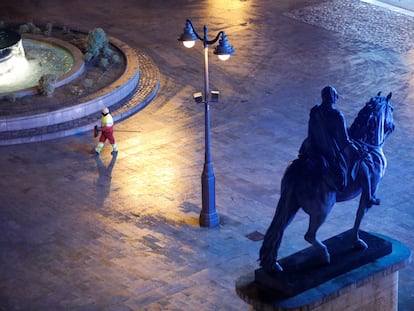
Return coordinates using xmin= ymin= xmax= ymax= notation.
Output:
xmin=178 ymin=19 xmax=235 ymax=228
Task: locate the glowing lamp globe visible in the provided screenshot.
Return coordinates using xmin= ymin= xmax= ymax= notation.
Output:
xmin=183 ymin=40 xmax=195 ymax=48
xmin=218 ymin=54 xmax=230 ymax=61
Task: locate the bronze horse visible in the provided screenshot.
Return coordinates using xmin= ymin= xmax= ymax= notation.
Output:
xmin=259 ymin=92 xmax=394 ymax=272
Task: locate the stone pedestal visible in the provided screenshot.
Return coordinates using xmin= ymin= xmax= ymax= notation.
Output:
xmin=236 ymin=231 xmax=411 ymax=311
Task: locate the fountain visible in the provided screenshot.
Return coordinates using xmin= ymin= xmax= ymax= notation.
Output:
xmin=0 ymin=29 xmax=30 ymax=92
xmin=0 ymin=28 xmax=84 ymax=97
xmin=0 ymin=23 xmax=160 ymax=145
xmin=0 ymin=29 xmax=25 ymax=66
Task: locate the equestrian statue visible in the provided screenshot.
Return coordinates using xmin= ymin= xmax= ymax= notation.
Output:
xmin=259 ymin=87 xmax=394 ymax=272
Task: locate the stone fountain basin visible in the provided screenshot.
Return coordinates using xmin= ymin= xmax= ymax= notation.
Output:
xmin=0 ymin=34 xmax=86 ymax=97
xmin=0 ymin=35 xmax=139 ymax=133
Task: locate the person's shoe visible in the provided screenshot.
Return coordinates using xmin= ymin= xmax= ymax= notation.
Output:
xmin=111 ymin=150 xmax=118 ymax=155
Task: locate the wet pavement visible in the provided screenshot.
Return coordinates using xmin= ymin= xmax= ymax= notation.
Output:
xmin=0 ymin=0 xmax=413 ymax=310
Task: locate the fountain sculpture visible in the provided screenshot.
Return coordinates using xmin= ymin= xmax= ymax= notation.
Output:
xmin=0 ymin=29 xmax=24 ymax=62
xmin=0 ymin=29 xmax=26 ymax=79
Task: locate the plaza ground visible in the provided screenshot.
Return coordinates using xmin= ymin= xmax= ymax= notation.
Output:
xmin=0 ymin=0 xmax=413 ymax=310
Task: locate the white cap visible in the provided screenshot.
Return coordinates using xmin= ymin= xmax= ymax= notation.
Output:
xmin=102 ymin=107 xmax=109 ymax=114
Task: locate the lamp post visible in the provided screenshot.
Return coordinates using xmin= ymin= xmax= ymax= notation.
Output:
xmin=178 ymin=19 xmax=235 ymax=228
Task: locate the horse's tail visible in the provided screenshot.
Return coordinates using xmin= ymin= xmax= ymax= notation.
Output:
xmin=259 ymin=161 xmax=301 ymax=272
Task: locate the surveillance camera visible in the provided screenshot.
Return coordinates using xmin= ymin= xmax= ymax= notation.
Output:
xmin=210 ymin=90 xmax=219 ymax=103
xmin=193 ymin=92 xmax=203 ymax=103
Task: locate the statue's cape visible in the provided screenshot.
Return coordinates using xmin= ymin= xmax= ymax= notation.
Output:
xmin=299 ymin=105 xmax=349 ymax=190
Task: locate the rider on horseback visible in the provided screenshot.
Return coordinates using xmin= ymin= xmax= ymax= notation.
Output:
xmin=299 ymin=86 xmax=380 ymax=206
xmin=259 ymin=89 xmax=392 ymax=273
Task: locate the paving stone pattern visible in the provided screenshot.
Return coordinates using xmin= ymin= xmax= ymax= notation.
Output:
xmin=0 ymin=0 xmax=413 ymax=310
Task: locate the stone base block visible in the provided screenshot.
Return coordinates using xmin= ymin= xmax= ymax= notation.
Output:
xmin=236 ymin=232 xmax=411 ymax=311
xmin=255 ymin=230 xmax=392 ymax=297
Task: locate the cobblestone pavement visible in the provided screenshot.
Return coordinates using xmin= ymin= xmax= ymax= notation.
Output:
xmin=0 ymin=0 xmax=413 ymax=310
xmin=375 ymin=0 xmax=414 ymax=11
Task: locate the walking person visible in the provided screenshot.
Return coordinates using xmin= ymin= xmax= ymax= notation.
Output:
xmin=95 ymin=107 xmax=118 ymax=155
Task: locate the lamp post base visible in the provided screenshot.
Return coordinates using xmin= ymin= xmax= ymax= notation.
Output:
xmin=199 ymin=210 xmax=220 ymax=228
xmin=199 ymin=162 xmax=219 ymax=228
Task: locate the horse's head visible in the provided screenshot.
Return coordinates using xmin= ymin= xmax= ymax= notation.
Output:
xmin=349 ymin=92 xmax=394 ymax=147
